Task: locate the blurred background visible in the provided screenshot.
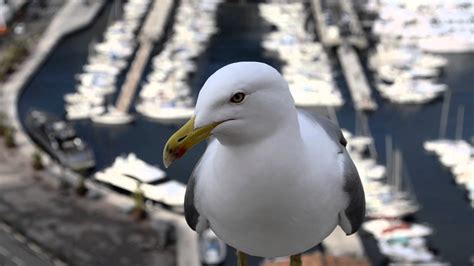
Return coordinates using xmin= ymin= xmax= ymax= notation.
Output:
xmin=0 ymin=0 xmax=473 ymax=265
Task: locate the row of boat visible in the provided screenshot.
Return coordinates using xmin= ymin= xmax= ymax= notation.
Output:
xmin=135 ymin=0 xmax=222 ymax=124
xmin=424 ymin=139 xmax=474 ymax=207
xmin=341 ymin=122 xmax=444 ymax=263
xmin=94 ymin=153 xmax=186 ymax=207
xmin=259 ymin=2 xmax=344 ymax=107
xmin=64 ymin=0 xmax=151 ymax=121
xmin=370 ymin=23 xmax=449 ymax=104
xmin=370 ymin=0 xmax=474 ymax=53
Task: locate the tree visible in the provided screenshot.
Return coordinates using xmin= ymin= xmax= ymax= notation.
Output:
xmin=75 ymin=175 xmax=88 ymax=196
xmin=32 ymin=151 xmax=44 ymax=170
xmin=0 ymin=113 xmax=6 ymax=136
xmin=4 ymin=127 xmax=16 ymax=148
xmin=132 ymin=183 xmax=147 ymax=220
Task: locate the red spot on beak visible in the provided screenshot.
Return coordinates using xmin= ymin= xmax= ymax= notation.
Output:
xmin=176 ymin=147 xmax=187 ymax=159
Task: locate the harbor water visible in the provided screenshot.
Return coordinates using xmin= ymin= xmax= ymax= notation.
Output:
xmin=17 ymin=1 xmax=474 ymax=265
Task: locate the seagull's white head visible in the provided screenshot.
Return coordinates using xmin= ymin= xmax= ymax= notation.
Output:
xmin=163 ymin=62 xmax=297 ymax=167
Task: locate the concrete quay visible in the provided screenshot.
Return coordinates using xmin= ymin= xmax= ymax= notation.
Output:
xmin=310 ymin=0 xmax=341 ymax=47
xmin=338 ymin=0 xmax=368 ymax=49
xmin=337 ymin=44 xmax=377 ymax=111
xmin=0 ymin=145 xmax=176 ymax=266
xmin=116 ymin=0 xmax=174 ymax=113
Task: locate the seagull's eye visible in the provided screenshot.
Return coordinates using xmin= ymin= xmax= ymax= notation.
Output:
xmin=229 ymin=92 xmax=246 ymax=104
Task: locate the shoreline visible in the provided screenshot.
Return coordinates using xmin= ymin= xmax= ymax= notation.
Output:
xmin=0 ymin=1 xmax=200 ymax=266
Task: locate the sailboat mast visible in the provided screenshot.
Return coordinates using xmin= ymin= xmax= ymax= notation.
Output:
xmin=438 ymin=91 xmax=451 ymax=139
xmin=385 ymin=135 xmax=392 ymax=182
xmin=455 ymin=105 xmax=464 ymax=140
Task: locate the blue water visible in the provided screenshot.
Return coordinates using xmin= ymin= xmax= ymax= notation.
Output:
xmin=17 ymin=1 xmax=474 ymax=265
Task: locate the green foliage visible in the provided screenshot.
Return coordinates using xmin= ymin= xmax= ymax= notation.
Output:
xmin=132 ymin=184 xmax=147 ymax=220
xmin=0 ymin=39 xmax=29 ymax=82
xmin=32 ymin=151 xmax=44 ymax=171
xmin=75 ymin=175 xmax=88 ymax=196
xmin=0 ymin=113 xmax=6 ymax=136
xmin=4 ymin=127 xmax=16 ymax=148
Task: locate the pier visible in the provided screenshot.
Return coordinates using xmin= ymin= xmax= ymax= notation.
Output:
xmin=338 ymin=0 xmax=368 ymax=49
xmin=337 ymin=44 xmax=377 ymax=111
xmin=310 ymin=0 xmax=341 ymax=47
xmin=115 ymin=0 xmax=173 ymax=113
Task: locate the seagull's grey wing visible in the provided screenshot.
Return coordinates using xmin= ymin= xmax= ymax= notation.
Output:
xmin=184 ymin=138 xmax=217 ymax=232
xmin=338 ymin=152 xmax=365 ymax=235
xmin=184 ymin=167 xmax=200 ymax=231
xmin=298 ymin=110 xmax=365 ymax=235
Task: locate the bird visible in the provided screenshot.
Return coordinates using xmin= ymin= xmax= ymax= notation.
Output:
xmin=163 ymin=62 xmax=365 ymax=266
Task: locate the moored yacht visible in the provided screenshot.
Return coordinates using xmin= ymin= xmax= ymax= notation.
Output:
xmin=95 ymin=153 xmax=186 ymax=208
xmin=25 ymin=110 xmax=95 ymax=171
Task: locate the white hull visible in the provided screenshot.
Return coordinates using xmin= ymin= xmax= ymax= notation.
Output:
xmin=91 ymin=110 xmax=134 ymax=125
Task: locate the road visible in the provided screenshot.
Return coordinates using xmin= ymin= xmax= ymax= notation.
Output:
xmin=0 ymin=228 xmax=52 ymax=266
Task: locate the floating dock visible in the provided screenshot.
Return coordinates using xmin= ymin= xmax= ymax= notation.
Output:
xmin=337 ymin=44 xmax=377 ymax=111
xmin=338 ymin=0 xmax=368 ymax=49
xmin=310 ymin=0 xmax=341 ymax=47
xmin=115 ymin=0 xmax=173 ymax=113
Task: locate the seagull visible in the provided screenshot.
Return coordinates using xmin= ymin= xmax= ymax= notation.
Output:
xmin=163 ymin=62 xmax=365 ymax=266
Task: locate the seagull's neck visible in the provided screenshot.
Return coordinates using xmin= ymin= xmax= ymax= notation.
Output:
xmin=213 ymin=115 xmax=308 ymax=184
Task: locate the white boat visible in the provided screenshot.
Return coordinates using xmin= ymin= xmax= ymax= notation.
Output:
xmin=83 ymin=63 xmax=121 ymax=76
xmin=91 ymin=106 xmax=134 ymax=125
xmin=66 ymin=103 xmax=105 ymax=120
xmin=199 ymin=229 xmax=227 ymax=265
xmin=64 ymin=92 xmax=104 ymax=106
xmin=76 ymin=72 xmax=116 ymax=87
xmin=377 ymin=79 xmax=446 ymax=104
xmin=77 ymin=84 xmax=116 ymax=96
xmin=379 ymin=238 xmax=435 ymax=263
xmin=109 ymin=153 xmax=166 ymax=183
xmin=418 ymin=35 xmax=474 ymax=54
xmin=89 ymin=54 xmax=129 ymax=70
xmin=259 ymin=1 xmax=343 ymax=107
xmin=363 ymin=219 xmax=433 ymax=240
xmin=133 ymin=0 xmax=222 ymax=123
xmin=95 ymin=153 xmax=186 ymax=207
xmin=377 ymin=65 xmax=439 ymax=83
xmin=136 ymin=102 xmax=194 ymax=124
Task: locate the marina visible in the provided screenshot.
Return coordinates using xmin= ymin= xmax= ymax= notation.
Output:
xmin=114 ymin=0 xmax=174 ymax=118
xmin=0 ymin=0 xmax=473 ymax=265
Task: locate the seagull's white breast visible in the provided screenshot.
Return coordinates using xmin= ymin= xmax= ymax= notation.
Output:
xmin=194 ymin=113 xmax=348 ymax=257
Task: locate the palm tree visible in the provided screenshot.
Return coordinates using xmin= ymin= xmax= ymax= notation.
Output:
xmin=75 ymin=175 xmax=88 ymax=196
xmin=0 ymin=113 xmax=6 ymax=136
xmin=32 ymin=151 xmax=44 ymax=171
xmin=132 ymin=182 xmax=147 ymax=220
xmin=4 ymin=127 xmax=16 ymax=148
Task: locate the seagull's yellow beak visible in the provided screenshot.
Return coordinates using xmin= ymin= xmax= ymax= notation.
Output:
xmin=163 ymin=116 xmax=219 ymax=168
